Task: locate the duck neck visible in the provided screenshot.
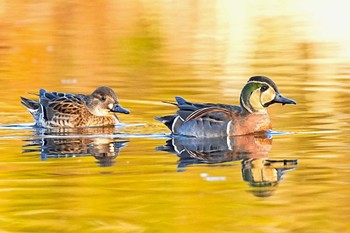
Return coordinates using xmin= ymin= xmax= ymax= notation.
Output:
xmin=84 ymin=96 xmax=96 ymax=115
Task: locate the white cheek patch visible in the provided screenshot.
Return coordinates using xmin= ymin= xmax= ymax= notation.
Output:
xmin=108 ymin=103 xmax=114 ymax=109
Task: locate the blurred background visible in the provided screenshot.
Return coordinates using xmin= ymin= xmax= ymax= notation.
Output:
xmin=0 ymin=0 xmax=349 ymax=131
xmin=0 ymin=1 xmax=350 ymax=232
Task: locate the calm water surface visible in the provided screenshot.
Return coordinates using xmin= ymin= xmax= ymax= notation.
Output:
xmin=0 ymin=1 xmax=350 ymax=232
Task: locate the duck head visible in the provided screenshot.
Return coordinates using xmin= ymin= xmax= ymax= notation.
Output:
xmin=86 ymin=86 xmax=130 ymax=116
xmin=240 ymin=76 xmax=296 ymax=114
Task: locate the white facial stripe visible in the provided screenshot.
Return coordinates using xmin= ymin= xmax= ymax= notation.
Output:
xmin=241 ymin=95 xmax=253 ymax=113
xmin=250 ymin=89 xmax=265 ymax=112
xmin=248 ymin=81 xmax=276 ymax=113
xmin=249 ymin=88 xmax=262 ymax=111
xmin=242 ymin=81 xmax=275 ymax=113
xmin=108 ymin=103 xmax=114 ymax=109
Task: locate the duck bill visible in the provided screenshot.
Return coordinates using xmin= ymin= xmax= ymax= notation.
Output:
xmin=274 ymin=93 xmax=296 ymax=105
xmin=263 ymin=93 xmax=296 ymax=107
xmin=111 ymin=104 xmax=130 ymax=114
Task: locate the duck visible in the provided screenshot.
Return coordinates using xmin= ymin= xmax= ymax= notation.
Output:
xmin=21 ymin=86 xmax=130 ymax=128
xmin=156 ymin=76 xmax=296 ymax=137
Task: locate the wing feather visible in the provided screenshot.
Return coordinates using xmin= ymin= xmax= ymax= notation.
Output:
xmin=47 ymin=96 xmax=84 ymax=115
xmin=185 ymin=107 xmax=232 ymax=122
xmin=157 ymin=96 xmax=242 ymax=135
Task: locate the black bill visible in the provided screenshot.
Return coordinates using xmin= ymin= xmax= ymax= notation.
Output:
xmin=263 ymin=93 xmax=296 ymax=107
xmin=111 ymin=104 xmax=130 ymax=114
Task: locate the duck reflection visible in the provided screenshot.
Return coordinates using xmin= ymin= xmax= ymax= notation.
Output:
xmin=23 ymin=127 xmax=128 ymax=167
xmin=242 ymin=158 xmax=297 ymax=197
xmin=157 ymin=135 xmax=297 ymax=197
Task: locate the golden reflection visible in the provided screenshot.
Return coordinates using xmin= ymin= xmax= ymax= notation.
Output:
xmin=0 ymin=1 xmax=350 ymax=231
xmin=1 ymin=0 xmax=350 ymax=136
xmin=23 ymin=127 xmax=128 ymax=167
xmin=157 ymin=135 xmax=297 ymax=197
xmin=242 ymin=158 xmax=298 ymax=197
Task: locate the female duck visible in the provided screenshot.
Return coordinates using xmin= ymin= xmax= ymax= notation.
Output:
xmin=21 ymin=86 xmax=130 ymax=128
xmin=156 ymin=76 xmax=296 ymax=137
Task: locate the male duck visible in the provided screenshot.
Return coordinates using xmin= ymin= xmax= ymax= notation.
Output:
xmin=21 ymin=86 xmax=130 ymax=128
xmin=156 ymin=76 xmax=296 ymax=137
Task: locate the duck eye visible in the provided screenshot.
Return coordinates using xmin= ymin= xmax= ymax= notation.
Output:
xmin=101 ymin=96 xmax=106 ymax=101
xmin=261 ymin=86 xmax=269 ymax=92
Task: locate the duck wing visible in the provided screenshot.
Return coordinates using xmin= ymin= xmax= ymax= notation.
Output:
xmin=174 ymin=96 xmax=241 ymax=120
xmin=39 ymin=89 xmax=82 ymax=106
xmin=156 ymin=96 xmax=241 ymax=136
xmin=46 ymin=96 xmax=85 ymax=115
xmin=39 ymin=90 xmax=86 ymax=125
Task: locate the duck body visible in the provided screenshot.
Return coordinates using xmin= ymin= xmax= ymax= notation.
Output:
xmin=156 ymin=76 xmax=295 ymax=137
xmin=157 ymin=97 xmax=271 ymax=137
xmin=21 ymin=86 xmax=130 ymax=128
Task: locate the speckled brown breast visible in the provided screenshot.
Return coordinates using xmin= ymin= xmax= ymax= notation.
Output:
xmin=46 ymin=108 xmax=119 ymax=128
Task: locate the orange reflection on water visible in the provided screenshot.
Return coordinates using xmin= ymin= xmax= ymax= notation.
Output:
xmin=0 ymin=1 xmax=349 ymax=232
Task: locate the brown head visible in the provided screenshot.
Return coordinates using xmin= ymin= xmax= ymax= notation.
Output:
xmin=85 ymin=86 xmax=130 ymax=116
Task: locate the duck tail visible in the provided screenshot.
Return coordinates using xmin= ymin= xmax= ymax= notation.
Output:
xmin=155 ymin=114 xmax=184 ymax=133
xmin=155 ymin=115 xmax=177 ymax=130
xmin=27 ymin=92 xmax=39 ymax=96
xmin=20 ymin=97 xmax=40 ymax=112
xmin=155 ymin=139 xmax=176 ymax=153
xmin=161 ymin=100 xmax=177 ymax=106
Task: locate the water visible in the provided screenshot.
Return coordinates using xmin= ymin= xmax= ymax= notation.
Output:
xmin=0 ymin=1 xmax=350 ymax=232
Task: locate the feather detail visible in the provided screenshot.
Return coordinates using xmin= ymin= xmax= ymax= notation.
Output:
xmin=185 ymin=107 xmax=232 ymax=122
xmin=21 ymin=87 xmax=124 ymax=128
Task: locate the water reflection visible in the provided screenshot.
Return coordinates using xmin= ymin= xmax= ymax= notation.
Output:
xmin=157 ymin=135 xmax=297 ymax=197
xmin=242 ymin=158 xmax=298 ymax=197
xmin=22 ymin=127 xmax=128 ymax=167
